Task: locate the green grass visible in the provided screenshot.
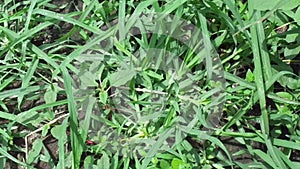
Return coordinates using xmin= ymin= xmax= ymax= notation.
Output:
xmin=1 ymin=0 xmax=300 ymax=169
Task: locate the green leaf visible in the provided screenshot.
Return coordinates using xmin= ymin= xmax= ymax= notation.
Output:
xmin=145 ymin=70 xmax=163 ymax=80
xmin=17 ymin=58 xmax=39 ymax=109
xmin=79 ymin=71 xmax=98 ymax=87
xmin=61 ymin=66 xmax=82 ymax=169
xmin=32 ymin=9 xmax=103 ymax=34
xmin=97 ymin=152 xmax=110 ymax=169
xmin=171 ymin=158 xmax=183 ymax=169
xmin=44 ymin=87 xmax=57 ymax=104
xmin=160 ymin=159 xmax=171 ymax=169
xmin=42 ymin=124 xmax=50 ymax=137
xmin=110 ymin=69 xmax=136 ymax=87
xmin=276 ymin=92 xmax=293 ymax=100
xmin=295 ymin=6 xmax=300 ymax=25
xmin=281 ymin=0 xmax=300 ymax=10
xmin=253 ymin=0 xmax=300 ymax=10
xmin=84 ymin=156 xmax=95 ymax=169
xmin=284 ymin=45 xmax=300 ymax=59
xmin=253 ymin=149 xmax=278 ymax=169
xmin=278 ymin=75 xmax=300 ymax=89
xmin=99 ymin=90 xmax=108 ymax=104
xmin=27 ymin=139 xmax=43 ymax=164
xmin=171 ymin=158 xmax=190 ymax=169
xmin=51 ymin=118 xmax=68 ymax=169
xmin=51 ymin=122 xmax=67 ymax=142
xmin=245 ymin=69 xmax=254 ymax=82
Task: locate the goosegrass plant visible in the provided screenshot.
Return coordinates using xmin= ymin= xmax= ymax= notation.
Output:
xmin=0 ymin=0 xmax=300 ymax=169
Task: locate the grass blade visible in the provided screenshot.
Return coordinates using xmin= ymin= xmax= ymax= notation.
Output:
xmin=0 ymin=147 xmax=28 ymax=167
xmin=61 ymin=66 xmax=83 ymax=169
xmin=249 ymin=1 xmax=286 ymax=167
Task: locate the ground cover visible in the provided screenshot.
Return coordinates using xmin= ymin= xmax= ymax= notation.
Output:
xmin=0 ymin=0 xmax=300 ymax=168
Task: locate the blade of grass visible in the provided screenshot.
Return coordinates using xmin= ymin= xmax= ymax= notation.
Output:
xmin=32 ymin=9 xmax=103 ymax=34
xmin=29 ymin=44 xmax=60 ymax=72
xmin=0 ymin=111 xmax=16 ymax=121
xmin=125 ymin=0 xmax=157 ymax=31
xmin=24 ymin=0 xmax=37 ymax=31
xmin=57 ymin=0 xmax=97 ymax=42
xmin=53 ymin=28 xmax=115 ymax=77
xmin=249 ymin=5 xmax=269 ymax=135
xmin=249 ymin=1 xmax=286 ymax=167
xmin=273 ymin=139 xmax=300 ymax=151
xmin=0 ymin=75 xmax=17 ymax=91
xmin=157 ymin=0 xmax=187 ymax=20
xmin=0 ymin=22 xmax=53 ymax=56
xmin=248 ymin=136 xmax=300 ymax=152
xmin=235 ymin=120 xmax=257 ymax=162
xmin=142 ymin=128 xmax=175 ymax=168
xmin=267 ymin=93 xmax=300 ymax=105
xmin=0 ymin=147 xmax=28 ymax=167
xmin=17 ymin=58 xmax=39 ymax=110
xmin=199 ymin=12 xmax=226 ymax=129
xmin=274 ymin=146 xmax=298 ymax=169
xmin=223 ymin=69 xmax=295 ymax=131
xmin=199 ymin=13 xmax=213 ymax=82
xmin=188 ymin=128 xmax=233 ymax=165
xmin=61 ymin=66 xmax=84 ymax=169
xmin=19 ymin=99 xmax=69 ymax=117
xmin=118 ymin=0 xmax=126 ymax=41
xmin=255 ymin=10 xmax=272 ymax=82
xmin=0 ymin=25 xmax=60 ymax=73
xmin=80 ymin=96 xmax=96 ymax=143
xmin=225 ymin=72 xmax=256 ymax=90
xmin=223 ymin=0 xmax=251 ymax=41
xmin=0 ymin=85 xmax=47 ymax=100
xmin=51 ymin=117 xmax=68 ymax=169
xmin=253 ymin=149 xmax=278 ymax=169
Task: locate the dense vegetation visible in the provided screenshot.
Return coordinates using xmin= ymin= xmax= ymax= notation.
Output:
xmin=0 ymin=0 xmax=300 ymax=168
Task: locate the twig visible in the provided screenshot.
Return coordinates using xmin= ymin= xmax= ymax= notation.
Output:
xmin=25 ymin=113 xmax=69 ymax=162
xmin=116 ymin=86 xmax=167 ymax=95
